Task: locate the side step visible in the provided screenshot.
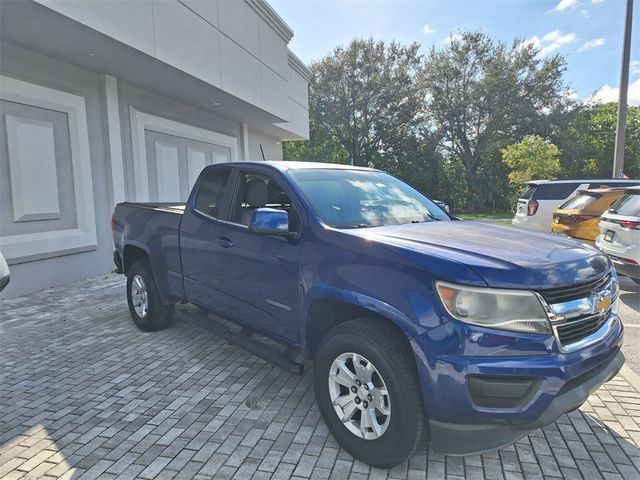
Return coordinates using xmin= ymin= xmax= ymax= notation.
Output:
xmin=182 ymin=312 xmax=305 ymax=375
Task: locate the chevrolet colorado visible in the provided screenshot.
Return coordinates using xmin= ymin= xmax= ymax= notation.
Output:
xmin=113 ymin=161 xmax=624 ymax=467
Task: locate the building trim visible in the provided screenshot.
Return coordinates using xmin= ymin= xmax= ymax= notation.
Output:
xmin=241 ymin=123 xmax=250 ymax=160
xmin=246 ymin=0 xmax=294 ymax=42
xmin=0 ymin=74 xmax=97 ymax=265
xmin=129 ymin=107 xmax=239 ymax=201
xmin=103 ymin=75 xmax=126 ymax=207
xmin=288 ymin=50 xmax=312 ymax=81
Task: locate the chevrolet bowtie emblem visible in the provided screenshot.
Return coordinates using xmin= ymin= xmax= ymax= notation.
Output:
xmin=595 ymin=294 xmax=611 ymax=313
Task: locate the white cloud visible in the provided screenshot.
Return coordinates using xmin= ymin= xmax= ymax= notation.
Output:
xmin=579 ymin=38 xmax=606 ymax=50
xmin=443 ymin=33 xmax=463 ymax=44
xmin=549 ymin=0 xmax=579 ymax=13
xmin=592 ymin=78 xmax=640 ymax=106
xmin=525 ymin=30 xmax=577 ymax=56
xmin=423 ymin=24 xmax=436 ymax=35
xmin=592 ymin=0 xmax=604 ymax=4
xmin=519 ymin=35 xmax=541 ymax=51
xmin=631 ymin=60 xmax=640 ymax=76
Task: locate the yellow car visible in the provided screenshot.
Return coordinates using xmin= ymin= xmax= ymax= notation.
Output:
xmin=551 ymin=187 xmax=626 ymax=242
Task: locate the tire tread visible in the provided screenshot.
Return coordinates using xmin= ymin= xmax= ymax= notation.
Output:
xmin=127 ymin=260 xmax=174 ymax=332
xmin=315 ymin=317 xmax=427 ymax=466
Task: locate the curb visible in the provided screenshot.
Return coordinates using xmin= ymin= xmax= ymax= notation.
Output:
xmin=620 ymin=364 xmax=640 ymax=393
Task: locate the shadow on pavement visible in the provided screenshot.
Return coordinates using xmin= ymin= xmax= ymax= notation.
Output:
xmin=619 ymin=276 xmax=640 ymax=314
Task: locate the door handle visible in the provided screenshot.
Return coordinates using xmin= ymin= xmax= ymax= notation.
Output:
xmin=216 ymin=237 xmax=234 ymax=248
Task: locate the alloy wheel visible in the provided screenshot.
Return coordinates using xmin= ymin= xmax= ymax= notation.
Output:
xmin=328 ymin=352 xmax=391 ymax=440
xmin=131 ymin=274 xmax=148 ymax=318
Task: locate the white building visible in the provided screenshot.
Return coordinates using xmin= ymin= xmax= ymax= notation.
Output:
xmin=0 ymin=0 xmax=310 ymax=298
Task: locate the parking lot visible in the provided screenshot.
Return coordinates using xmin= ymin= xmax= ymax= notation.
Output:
xmin=1 ymin=273 xmax=639 ymax=479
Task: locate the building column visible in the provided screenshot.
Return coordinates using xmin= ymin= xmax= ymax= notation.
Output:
xmin=102 ymin=74 xmax=126 ymax=207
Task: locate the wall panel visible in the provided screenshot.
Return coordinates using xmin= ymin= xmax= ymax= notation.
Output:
xmin=6 ymin=115 xmax=60 ymax=222
xmin=0 ymin=74 xmax=97 ymax=264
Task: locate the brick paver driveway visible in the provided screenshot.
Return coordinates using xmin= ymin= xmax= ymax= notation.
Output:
xmin=1 ymin=274 xmax=640 ymax=480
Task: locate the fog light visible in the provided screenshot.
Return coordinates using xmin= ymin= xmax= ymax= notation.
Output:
xmin=467 ymin=375 xmax=540 ymax=409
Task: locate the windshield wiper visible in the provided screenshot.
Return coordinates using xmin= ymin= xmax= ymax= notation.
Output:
xmin=411 ymin=215 xmax=439 ymax=223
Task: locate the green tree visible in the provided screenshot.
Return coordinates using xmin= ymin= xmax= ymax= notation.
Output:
xmin=309 ymin=38 xmax=424 ymax=167
xmin=554 ymin=103 xmax=640 ymax=179
xmin=501 ymin=135 xmax=561 ymax=186
xmin=420 ymin=31 xmax=569 ymax=209
xmin=282 ymin=120 xmax=349 ymax=164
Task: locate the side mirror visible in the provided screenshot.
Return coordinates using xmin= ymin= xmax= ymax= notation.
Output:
xmin=249 ymin=208 xmax=291 ymax=236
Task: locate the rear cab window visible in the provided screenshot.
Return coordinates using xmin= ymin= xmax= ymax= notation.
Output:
xmin=194 ymin=166 xmax=232 ymax=219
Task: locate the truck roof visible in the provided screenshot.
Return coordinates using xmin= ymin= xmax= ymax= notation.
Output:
xmin=227 ymin=161 xmax=376 ymax=172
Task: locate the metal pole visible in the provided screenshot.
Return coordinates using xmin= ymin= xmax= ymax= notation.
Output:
xmin=613 ymin=0 xmax=633 ymax=178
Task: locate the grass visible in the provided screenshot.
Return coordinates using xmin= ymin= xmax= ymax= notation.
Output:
xmin=456 ymin=211 xmax=513 ymax=220
xmin=454 ymin=211 xmax=513 ymax=226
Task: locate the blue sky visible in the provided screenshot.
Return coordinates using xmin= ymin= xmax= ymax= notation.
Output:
xmin=270 ymin=0 xmax=640 ymax=104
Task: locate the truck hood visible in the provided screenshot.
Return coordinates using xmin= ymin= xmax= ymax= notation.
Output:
xmin=347 ymin=220 xmax=611 ymax=289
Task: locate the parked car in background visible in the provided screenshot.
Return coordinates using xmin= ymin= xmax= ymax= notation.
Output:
xmin=512 ymin=179 xmax=640 ymax=232
xmin=433 ymin=199 xmax=450 ymax=212
xmin=0 ymin=251 xmax=9 ymax=292
xmin=597 ymin=186 xmax=640 ymax=284
xmin=114 ymin=161 xmax=624 ymax=467
xmin=551 ymin=187 xmax=626 ymax=242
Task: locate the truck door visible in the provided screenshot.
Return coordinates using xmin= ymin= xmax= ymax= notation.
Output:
xmin=180 ymin=165 xmax=235 ymax=309
xmin=213 ymin=168 xmax=302 ymax=344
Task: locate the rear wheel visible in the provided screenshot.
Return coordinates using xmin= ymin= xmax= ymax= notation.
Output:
xmin=313 ymin=318 xmax=427 ymax=467
xmin=126 ymin=260 xmax=174 ymax=331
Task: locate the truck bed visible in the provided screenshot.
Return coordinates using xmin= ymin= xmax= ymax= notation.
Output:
xmin=119 ymin=202 xmax=186 ymax=215
xmin=113 ymin=201 xmax=185 ymax=300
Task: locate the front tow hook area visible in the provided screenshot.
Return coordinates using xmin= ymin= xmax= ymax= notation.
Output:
xmin=428 ymin=350 xmax=625 ymax=456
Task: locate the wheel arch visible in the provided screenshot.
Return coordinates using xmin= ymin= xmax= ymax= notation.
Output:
xmin=304 ymin=290 xmax=419 ymax=360
xmin=122 ymin=242 xmax=174 ymax=305
xmin=122 ymin=243 xmax=150 ymax=273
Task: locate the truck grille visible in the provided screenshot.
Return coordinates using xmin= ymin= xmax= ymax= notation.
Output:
xmin=538 ymin=272 xmax=611 ymax=304
xmin=554 ymin=311 xmax=610 ymax=345
xmin=536 ymin=272 xmax=617 ymax=351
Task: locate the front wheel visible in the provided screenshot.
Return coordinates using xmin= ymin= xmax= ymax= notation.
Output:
xmin=313 ymin=318 xmax=427 ymax=467
xmin=126 ymin=260 xmax=174 ymax=332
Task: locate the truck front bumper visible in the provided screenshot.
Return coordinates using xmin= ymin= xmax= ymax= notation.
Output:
xmin=427 ymin=350 xmax=624 ymax=455
xmin=413 ymin=313 xmax=624 ymax=455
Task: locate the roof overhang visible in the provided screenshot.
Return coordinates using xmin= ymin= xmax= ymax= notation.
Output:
xmin=0 ymin=0 xmax=301 ymax=136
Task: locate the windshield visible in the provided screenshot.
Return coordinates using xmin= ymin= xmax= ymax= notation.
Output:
xmin=288 ymin=169 xmax=450 ymax=228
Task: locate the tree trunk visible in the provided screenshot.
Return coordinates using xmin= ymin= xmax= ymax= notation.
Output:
xmin=464 ymin=157 xmax=482 ymax=211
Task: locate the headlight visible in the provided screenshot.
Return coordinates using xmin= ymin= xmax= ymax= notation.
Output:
xmin=435 ymin=281 xmax=551 ymax=334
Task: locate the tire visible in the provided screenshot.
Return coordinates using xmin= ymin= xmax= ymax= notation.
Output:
xmin=126 ymin=260 xmax=174 ymax=332
xmin=313 ymin=318 xmax=427 ymax=467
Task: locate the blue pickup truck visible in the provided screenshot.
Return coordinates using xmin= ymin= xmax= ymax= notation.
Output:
xmin=113 ymin=161 xmax=624 ymax=467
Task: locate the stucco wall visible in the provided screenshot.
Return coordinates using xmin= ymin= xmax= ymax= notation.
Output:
xmin=0 ymin=42 xmax=113 ymax=298
xmin=0 ymin=41 xmax=288 ymax=299
xmin=116 ymin=80 xmax=245 ymax=200
xmin=33 ymin=0 xmax=295 ymax=124
xmin=246 ymin=127 xmax=284 ymax=161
